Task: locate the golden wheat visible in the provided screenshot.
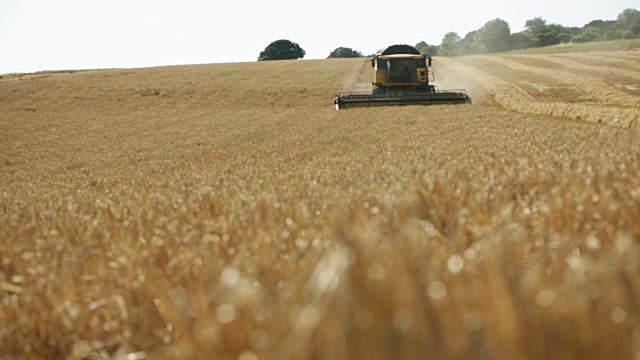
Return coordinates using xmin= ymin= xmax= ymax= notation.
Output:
xmin=1 ymin=50 xmax=639 ymax=359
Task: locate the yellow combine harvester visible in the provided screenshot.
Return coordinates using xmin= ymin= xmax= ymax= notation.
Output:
xmin=334 ymin=44 xmax=471 ymax=109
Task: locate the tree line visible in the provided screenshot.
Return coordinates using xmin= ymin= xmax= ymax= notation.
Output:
xmin=258 ymin=8 xmax=639 ymax=60
xmin=426 ymin=8 xmax=640 ymax=57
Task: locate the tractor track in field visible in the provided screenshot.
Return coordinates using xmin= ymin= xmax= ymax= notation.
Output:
xmin=551 ymin=52 xmax=640 ymax=70
xmin=503 ymin=55 xmax=640 ymax=82
xmin=530 ymin=55 xmax=640 ymax=98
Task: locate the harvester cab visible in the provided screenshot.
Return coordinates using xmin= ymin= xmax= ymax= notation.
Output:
xmin=334 ymin=44 xmax=471 ymax=109
xmin=373 ymin=47 xmax=433 ymax=90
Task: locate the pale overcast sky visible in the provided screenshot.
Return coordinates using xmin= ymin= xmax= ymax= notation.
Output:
xmin=1 ymin=0 xmax=637 ymax=74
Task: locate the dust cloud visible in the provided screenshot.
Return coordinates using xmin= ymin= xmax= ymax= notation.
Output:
xmin=339 ymin=58 xmax=373 ymax=93
xmin=432 ymin=57 xmax=492 ymax=105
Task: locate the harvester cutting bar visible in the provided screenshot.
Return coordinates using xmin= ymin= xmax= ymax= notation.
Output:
xmin=334 ymin=89 xmax=471 ymax=109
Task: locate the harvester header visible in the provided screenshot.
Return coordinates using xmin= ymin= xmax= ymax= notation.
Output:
xmin=334 ymin=44 xmax=471 ymax=109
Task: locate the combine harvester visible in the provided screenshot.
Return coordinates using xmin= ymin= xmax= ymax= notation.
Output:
xmin=334 ymin=44 xmax=471 ymax=109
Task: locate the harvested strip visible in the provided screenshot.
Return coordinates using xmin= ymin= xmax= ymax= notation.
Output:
xmin=454 ymin=57 xmax=580 ymax=103
xmin=550 ymin=52 xmax=640 ymax=72
xmin=505 ymin=55 xmax=640 ymax=82
xmin=488 ymin=56 xmax=640 ymax=107
xmin=447 ymin=58 xmax=639 ymax=129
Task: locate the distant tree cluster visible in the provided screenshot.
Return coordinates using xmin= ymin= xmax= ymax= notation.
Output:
xmin=258 ymin=40 xmax=305 ymax=61
xmin=258 ymin=9 xmax=639 ymax=61
xmin=327 ymin=47 xmax=363 ymax=58
xmin=257 ymin=41 xmax=366 ymax=61
xmin=413 ymin=8 xmax=639 ymax=56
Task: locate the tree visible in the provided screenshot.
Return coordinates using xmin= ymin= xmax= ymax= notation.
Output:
xmin=459 ymin=31 xmax=481 ymax=54
xmin=415 ymin=41 xmax=439 ymax=56
xmin=509 ymin=32 xmax=533 ymax=50
xmin=583 ymin=19 xmax=618 ymax=38
xmin=258 ymin=40 xmax=305 ymax=61
xmin=618 ymin=8 xmax=640 ymax=36
xmin=415 ymin=41 xmax=429 ymax=51
xmin=570 ymin=34 xmax=592 ymax=43
xmin=478 ymin=18 xmax=511 ymax=53
xmin=525 ymin=17 xmax=551 ymax=46
xmin=524 ymin=17 xmax=564 ymax=47
xmin=536 ymin=31 xmax=561 ymax=47
xmin=525 ymin=17 xmax=549 ymax=36
xmin=440 ymin=32 xmax=462 ymax=56
xmin=327 ymin=47 xmax=363 ymax=58
xmin=618 ymin=8 xmax=640 ymax=27
xmin=572 ymin=27 xmax=603 ymax=43
xmin=463 ymin=31 xmax=479 ymax=43
xmin=557 ymin=32 xmax=574 ymax=43
xmin=604 ymin=29 xmax=631 ymax=40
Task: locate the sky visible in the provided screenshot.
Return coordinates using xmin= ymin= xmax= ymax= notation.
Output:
xmin=1 ymin=0 xmax=638 ymax=74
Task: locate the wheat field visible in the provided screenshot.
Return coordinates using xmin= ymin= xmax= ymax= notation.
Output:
xmin=1 ymin=48 xmax=640 ymax=359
